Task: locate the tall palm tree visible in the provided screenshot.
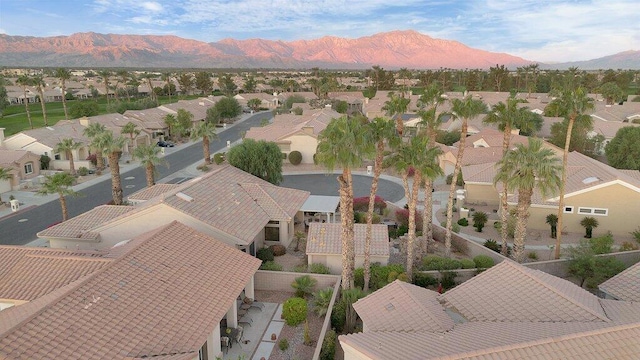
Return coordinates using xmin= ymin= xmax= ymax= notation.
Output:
xmin=83 ymin=122 xmax=107 ymax=171
xmin=99 ymin=131 xmax=127 ymax=205
xmin=190 ymin=121 xmax=218 ymax=165
xmin=554 ymin=87 xmax=594 ymax=259
xmin=316 ymin=115 xmax=373 ymax=289
xmin=16 ymin=75 xmax=34 ymax=129
xmin=162 ymin=72 xmax=173 ymax=102
xmin=37 ymin=172 xmax=78 ymax=221
xmin=141 ymin=73 xmax=156 ymax=102
xmin=363 ymin=117 xmax=399 ymax=290
xmin=33 ymin=75 xmax=48 ymax=126
xmin=382 ymin=92 xmax=410 ymax=136
xmin=133 ymin=144 xmax=167 ymax=187
xmin=54 ymin=138 xmax=82 ymax=176
xmin=97 ymin=70 xmax=111 ymax=105
xmin=55 ymin=68 xmax=71 ymax=120
xmin=117 ymin=70 xmax=131 ymax=101
xmin=163 ymin=114 xmax=177 ymax=139
xmin=0 ymin=167 xmax=12 ymax=204
xmin=120 ymin=122 xmax=140 ymax=153
xmin=495 ymin=138 xmax=562 ymax=262
xmin=444 ymin=96 xmax=487 ymax=257
xmin=483 ymin=95 xmax=540 ymax=255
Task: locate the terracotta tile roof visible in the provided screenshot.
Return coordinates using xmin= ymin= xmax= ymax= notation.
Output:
xmin=441 ymin=260 xmax=609 ymax=323
xmin=306 ymin=223 xmax=390 ymax=256
xmin=37 ymin=205 xmax=135 ymax=240
xmin=353 ymin=280 xmax=454 ymax=333
xmin=0 ymin=254 xmax=110 ymax=301
xmin=456 ymin=128 xmax=529 ymax=149
xmin=245 ymin=108 xmax=339 ymax=142
xmin=15 ymin=121 xmax=90 ymax=148
xmin=162 ymin=165 xmax=309 ymax=244
xmin=599 ymin=261 xmax=640 ymax=301
xmin=0 ymin=149 xmax=34 ymax=166
xmin=127 ymin=184 xmax=181 ymax=202
xmin=0 ymin=221 xmax=262 ymax=359
xmin=462 ymin=163 xmax=497 ymax=183
xmin=0 ymin=246 xmax=102 ymax=277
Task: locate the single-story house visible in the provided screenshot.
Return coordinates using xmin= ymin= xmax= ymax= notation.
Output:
xmin=0 ymin=149 xmax=42 ymax=191
xmin=306 ymin=223 xmax=390 ymax=275
xmin=340 ymin=260 xmax=640 ymax=359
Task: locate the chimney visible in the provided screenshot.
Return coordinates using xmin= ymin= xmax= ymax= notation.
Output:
xmin=0 ymin=128 xmax=4 ymax=147
xmin=511 ymin=128 xmax=520 ymax=135
xmin=79 ymin=117 xmax=90 ymax=127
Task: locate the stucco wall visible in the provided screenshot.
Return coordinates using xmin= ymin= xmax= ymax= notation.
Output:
xmin=284 ymin=134 xmax=318 ymax=164
xmin=310 ymin=254 xmax=389 ymax=275
xmin=464 ymin=183 xmax=500 ymax=206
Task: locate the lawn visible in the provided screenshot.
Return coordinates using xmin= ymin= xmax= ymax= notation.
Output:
xmin=0 ymin=95 xmax=203 ymax=136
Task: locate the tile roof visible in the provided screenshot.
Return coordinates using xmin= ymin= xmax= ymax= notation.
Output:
xmin=0 ymin=221 xmax=262 ymax=359
xmin=441 ymin=260 xmax=609 ymax=323
xmin=340 ymin=261 xmax=640 ymax=360
xmin=353 ymin=280 xmax=454 ymax=333
xmin=127 ymin=184 xmax=181 ymax=202
xmin=599 ymin=260 xmax=640 ymax=301
xmin=37 ymin=205 xmax=135 ymax=240
xmin=0 ymin=150 xmax=35 ymax=166
xmin=0 ymin=246 xmax=102 ymax=278
xmin=245 ymin=107 xmax=339 ymax=142
xmin=461 ymin=163 xmax=497 ymax=184
xmin=306 ymin=223 xmax=390 ymax=256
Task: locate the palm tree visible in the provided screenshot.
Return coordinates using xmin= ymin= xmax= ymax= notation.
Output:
xmin=37 ymin=172 xmax=78 ymax=221
xmin=99 ymin=131 xmax=127 ymax=205
xmin=141 ymin=73 xmax=156 ymax=102
xmin=16 ymin=75 xmax=34 ymax=129
xmin=546 ymin=214 xmax=558 ymax=239
xmin=120 ymin=122 xmax=140 ymax=153
xmin=483 ymin=95 xmax=538 ymax=255
xmin=97 ymin=70 xmax=111 ymax=105
xmin=55 ymin=68 xmax=71 ymax=120
xmin=162 ymin=72 xmax=173 ymax=101
xmin=580 ymin=217 xmax=599 ymax=238
xmin=363 ymin=117 xmax=399 ymax=290
xmin=190 ymin=121 xmax=218 ymax=165
xmin=316 ymin=115 xmax=373 ymax=289
xmin=444 ymin=96 xmax=487 ymax=257
xmin=133 ymin=144 xmax=167 ymax=187
xmin=117 ymin=70 xmax=131 ymax=101
xmin=83 ymin=122 xmax=107 ymax=171
xmin=494 ymin=138 xmax=562 ymax=262
xmin=0 ymin=167 xmax=12 ymax=204
xmin=54 ymin=138 xmax=82 ymax=176
xmin=163 ymin=114 xmax=177 ymax=140
xmin=382 ymin=92 xmax=410 ymax=136
xmin=33 ymin=75 xmax=48 ymax=126
xmin=554 ymin=87 xmax=595 ymax=259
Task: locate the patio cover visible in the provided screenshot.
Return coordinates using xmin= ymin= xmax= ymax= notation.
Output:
xmin=300 ymin=195 xmax=340 ymax=223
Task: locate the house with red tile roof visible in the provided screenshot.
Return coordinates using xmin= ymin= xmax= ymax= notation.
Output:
xmin=306 ymin=223 xmax=390 ymax=275
xmin=0 ymin=147 xmax=41 ymax=191
xmin=340 ymin=260 xmax=640 ymax=359
xmin=0 ymin=221 xmax=262 ymax=359
xmin=245 ymin=107 xmax=341 ymax=164
xmin=39 ymin=165 xmax=309 ymax=253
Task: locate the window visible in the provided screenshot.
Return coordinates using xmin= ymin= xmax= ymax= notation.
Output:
xmin=265 ymin=227 xmax=280 ymax=242
xmin=24 ymin=162 xmax=33 ymax=174
xmin=578 ymin=207 xmax=608 ymax=216
xmin=564 ymin=206 xmax=574 ymax=213
xmin=54 ymin=154 xmax=61 ymax=160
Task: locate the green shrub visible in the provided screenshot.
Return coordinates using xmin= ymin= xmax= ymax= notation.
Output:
xmin=631 ymin=227 xmax=640 ymax=244
xmin=439 ymin=271 xmax=458 ymax=291
xmin=77 ymin=167 xmax=89 ymax=176
xmin=257 ymin=247 xmax=274 ymax=263
xmin=320 ymin=330 xmax=336 ymax=360
xmin=493 ymin=221 xmax=501 ymax=229
xmin=440 ymin=221 xmax=460 ymax=233
xmin=387 ymin=271 xmax=399 ymax=282
xmin=291 ymin=275 xmax=317 ymax=298
xmin=457 ymin=218 xmax=469 ymax=226
xmin=589 ymin=233 xmax=614 ymax=254
xmin=620 ymin=241 xmax=639 ymax=251
xmin=472 ymin=211 xmax=488 ymax=232
xmin=413 ymin=273 xmax=438 ymax=288
xmin=289 ymin=150 xmax=303 ymax=165
xmin=269 ymin=244 xmax=287 ymax=256
xmin=483 ymin=239 xmax=500 ymax=252
xmin=421 ymin=255 xmax=462 ymax=271
xmin=213 ymin=152 xmax=225 ymax=165
xmin=282 ymin=297 xmax=308 ymax=326
xmin=473 ymin=255 xmax=495 ymax=269
xmin=313 ymin=287 xmax=334 ymax=316
xmin=293 ymin=264 xmax=308 ymax=273
xmin=354 ymin=263 xmax=405 ymax=290
xmin=330 ymin=299 xmax=346 ymax=332
xmin=460 ymin=259 xmax=476 ymax=269
xmin=445 ymin=172 xmax=464 ymax=186
xmin=396 ymin=273 xmax=410 ymax=282
xmin=260 ymin=261 xmax=283 ymax=271
xmin=278 ymin=338 xmax=289 ymax=351
xmin=354 ymin=211 xmax=367 ymax=224
xmin=309 ymin=263 xmax=331 ymax=274
xmin=527 ymin=252 xmax=539 ymax=260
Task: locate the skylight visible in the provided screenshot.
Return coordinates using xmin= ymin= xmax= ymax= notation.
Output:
xmin=582 ymin=177 xmax=600 ymax=184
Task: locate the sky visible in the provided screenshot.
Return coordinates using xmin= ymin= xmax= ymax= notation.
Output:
xmin=0 ymin=0 xmax=638 ymax=63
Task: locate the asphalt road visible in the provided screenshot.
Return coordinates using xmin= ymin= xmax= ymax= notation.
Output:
xmin=0 ymin=112 xmax=273 ymax=246
xmin=280 ymin=174 xmax=405 ymax=203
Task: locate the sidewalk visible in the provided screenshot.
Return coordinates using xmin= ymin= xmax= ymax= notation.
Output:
xmin=0 ymin=112 xmax=257 ymax=243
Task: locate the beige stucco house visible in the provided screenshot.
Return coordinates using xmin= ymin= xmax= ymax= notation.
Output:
xmin=306 ymin=223 xmax=390 ymax=275
xmin=0 ymin=149 xmax=42 ymax=191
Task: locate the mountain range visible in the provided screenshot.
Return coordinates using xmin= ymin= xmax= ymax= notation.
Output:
xmin=0 ymin=30 xmax=637 ymax=70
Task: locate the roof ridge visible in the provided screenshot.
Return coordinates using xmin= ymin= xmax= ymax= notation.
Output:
xmin=508 ymin=261 xmax=610 ymax=322
xmin=23 ymin=254 xmax=113 ymax=262
xmin=238 ymin=182 xmax=290 ymax=219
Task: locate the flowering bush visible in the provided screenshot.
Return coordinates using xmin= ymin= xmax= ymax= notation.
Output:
xmin=353 ymin=195 xmax=387 ymax=214
xmin=395 ymin=208 xmax=424 ymax=229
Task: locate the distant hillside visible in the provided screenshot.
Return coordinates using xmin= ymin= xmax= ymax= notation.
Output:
xmin=543 ymin=50 xmax=640 ymax=70
xmin=0 ymin=30 xmax=532 ymax=69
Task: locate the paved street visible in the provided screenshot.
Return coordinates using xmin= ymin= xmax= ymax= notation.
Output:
xmin=0 ymin=112 xmax=273 ymax=246
xmin=280 ymin=174 xmax=405 ymax=202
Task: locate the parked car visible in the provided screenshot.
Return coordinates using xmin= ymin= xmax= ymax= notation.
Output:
xmin=157 ymin=140 xmax=175 ymax=147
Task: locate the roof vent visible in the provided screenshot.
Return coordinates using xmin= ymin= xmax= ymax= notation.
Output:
xmin=112 ymin=239 xmax=130 ymax=248
xmin=385 ymin=303 xmax=395 ymax=311
xmin=176 ymin=192 xmax=194 ymax=202
xmin=582 ymin=176 xmax=600 ymax=184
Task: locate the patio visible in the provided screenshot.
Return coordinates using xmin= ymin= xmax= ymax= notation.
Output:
xmin=223 ymin=301 xmax=284 ymax=360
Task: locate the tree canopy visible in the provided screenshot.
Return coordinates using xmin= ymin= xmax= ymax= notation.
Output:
xmin=605 ymin=126 xmax=640 ymax=170
xmin=227 ymin=139 xmax=283 ymax=185
xmin=214 ymin=96 xmax=242 ymax=122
